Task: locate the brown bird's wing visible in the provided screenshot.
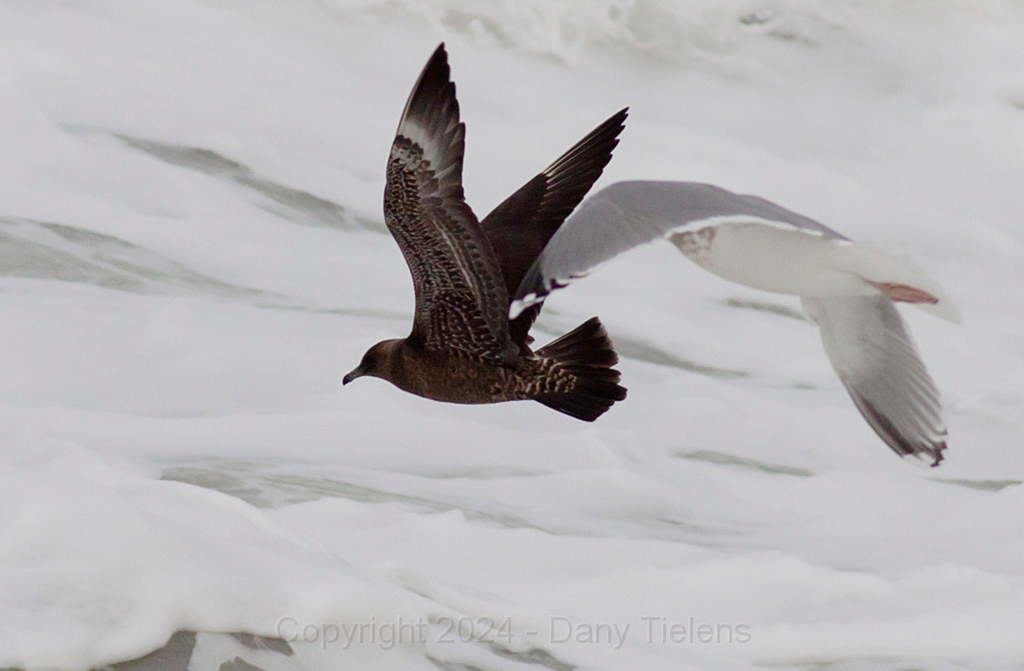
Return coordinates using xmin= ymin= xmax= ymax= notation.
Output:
xmin=479 ymin=108 xmax=627 ymax=349
xmin=385 ymin=44 xmax=515 ymax=364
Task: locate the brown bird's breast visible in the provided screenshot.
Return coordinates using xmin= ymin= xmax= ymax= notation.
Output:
xmin=388 ymin=347 xmax=541 ymax=405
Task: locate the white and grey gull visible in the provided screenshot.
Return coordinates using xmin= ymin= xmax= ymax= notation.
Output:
xmin=511 ymin=181 xmax=960 ymax=465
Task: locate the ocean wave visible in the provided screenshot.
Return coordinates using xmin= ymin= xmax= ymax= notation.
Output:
xmin=313 ymin=0 xmax=994 ymax=66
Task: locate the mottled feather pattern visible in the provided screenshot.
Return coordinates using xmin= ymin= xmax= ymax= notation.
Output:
xmin=385 ymin=99 xmax=513 ymax=363
xmin=347 ymin=45 xmax=626 ymax=422
xmin=528 ymin=317 xmax=626 ymax=421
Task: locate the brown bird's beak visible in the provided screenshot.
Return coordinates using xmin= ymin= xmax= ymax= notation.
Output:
xmin=342 ymin=365 xmax=364 ymax=386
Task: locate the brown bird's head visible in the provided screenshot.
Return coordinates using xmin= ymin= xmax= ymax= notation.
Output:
xmin=343 ymin=339 xmax=403 ymax=386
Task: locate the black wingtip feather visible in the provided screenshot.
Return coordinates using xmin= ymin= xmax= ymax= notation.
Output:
xmin=483 ymin=108 xmax=628 ymax=348
xmin=853 ymin=396 xmax=946 ymax=467
xmin=533 ymin=317 xmax=627 ymax=422
xmin=391 ymin=43 xmax=470 ymax=212
xmin=398 ymin=44 xmax=452 ymax=130
xmin=542 ymin=107 xmax=628 ymax=187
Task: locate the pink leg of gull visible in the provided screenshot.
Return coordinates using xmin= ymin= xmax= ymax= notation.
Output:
xmin=866 ymin=280 xmax=939 ymax=304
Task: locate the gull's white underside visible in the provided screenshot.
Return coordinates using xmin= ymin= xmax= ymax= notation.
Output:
xmin=669 ymin=219 xmax=962 ymax=323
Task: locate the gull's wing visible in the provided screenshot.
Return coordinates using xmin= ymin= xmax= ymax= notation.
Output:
xmin=385 ymin=44 xmax=514 ymax=363
xmin=802 ymin=296 xmax=947 ymax=466
xmin=479 ymin=109 xmax=628 ymax=347
xmin=512 ymin=180 xmax=847 ymax=316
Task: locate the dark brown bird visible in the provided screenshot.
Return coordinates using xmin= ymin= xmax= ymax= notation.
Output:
xmin=343 ymin=44 xmax=628 ymax=421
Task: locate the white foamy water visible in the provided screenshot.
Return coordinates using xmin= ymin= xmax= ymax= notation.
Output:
xmin=1 ymin=1 xmax=1023 ymax=669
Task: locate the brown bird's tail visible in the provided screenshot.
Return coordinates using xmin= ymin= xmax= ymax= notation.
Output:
xmin=533 ymin=317 xmax=627 ymax=422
